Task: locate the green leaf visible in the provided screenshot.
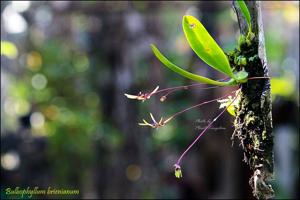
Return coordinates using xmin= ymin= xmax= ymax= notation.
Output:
xmin=182 ymin=15 xmax=234 ymax=78
xmin=151 ymin=44 xmax=233 ymax=86
xmin=237 ymin=0 xmax=251 ymax=31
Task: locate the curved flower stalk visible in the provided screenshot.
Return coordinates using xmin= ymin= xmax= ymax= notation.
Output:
xmin=173 ymin=89 xmax=241 ymax=178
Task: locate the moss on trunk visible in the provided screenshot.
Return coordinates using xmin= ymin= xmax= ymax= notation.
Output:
xmin=230 ymin=1 xmax=274 ymax=199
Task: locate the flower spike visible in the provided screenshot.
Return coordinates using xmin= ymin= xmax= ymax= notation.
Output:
xmin=173 ymin=90 xmax=241 ymax=176
xmin=125 ymin=86 xmax=159 ymax=102
xmin=138 ymin=113 xmax=173 ymax=129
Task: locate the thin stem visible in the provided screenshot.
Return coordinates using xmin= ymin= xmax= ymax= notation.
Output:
xmin=248 ymin=76 xmax=270 ymax=80
xmin=160 ymin=85 xmax=222 ymax=102
xmin=154 ymin=77 xmax=230 ymax=95
xmin=169 ymin=89 xmax=238 ymax=119
xmin=175 ymin=89 xmax=241 ymax=166
xmin=156 ymin=84 xmax=218 ymax=94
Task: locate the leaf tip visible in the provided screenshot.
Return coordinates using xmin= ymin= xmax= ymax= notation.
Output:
xmin=150 ymin=43 xmax=157 ymax=50
xmin=182 ymin=15 xmax=197 ymax=27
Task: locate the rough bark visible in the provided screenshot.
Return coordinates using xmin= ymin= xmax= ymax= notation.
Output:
xmin=231 ymin=1 xmax=274 ymax=199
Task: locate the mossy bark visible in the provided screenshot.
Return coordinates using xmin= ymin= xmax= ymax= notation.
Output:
xmin=230 ymin=1 xmax=274 ymax=199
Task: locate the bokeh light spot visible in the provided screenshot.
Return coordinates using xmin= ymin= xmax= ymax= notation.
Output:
xmin=283 ymin=5 xmax=299 ymax=25
xmin=31 ymin=73 xmax=47 ymax=90
xmin=126 ymin=164 xmax=142 ymax=181
xmin=1 ymin=41 xmax=18 ymax=59
xmin=30 ymin=112 xmax=45 ymax=129
xmin=4 ymin=98 xmax=16 ymax=116
xmin=29 ymin=27 xmax=45 ymax=46
xmin=43 ymin=105 xmax=59 ymax=120
xmin=3 ymin=98 xmax=30 ymax=117
xmin=3 ymin=5 xmax=28 ymax=34
xmin=14 ymin=99 xmax=30 ymax=116
xmin=1 ymin=151 xmax=20 ymax=171
xmin=271 ymin=77 xmax=295 ymax=98
xmin=11 ymin=1 xmax=31 ymax=13
xmin=73 ymin=53 xmax=89 ymax=72
xmin=27 ymin=51 xmax=42 ymax=71
xmin=34 ymin=6 xmax=53 ymax=28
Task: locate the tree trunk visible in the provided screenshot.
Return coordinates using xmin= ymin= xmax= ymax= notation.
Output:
xmin=232 ymin=1 xmax=274 ymax=199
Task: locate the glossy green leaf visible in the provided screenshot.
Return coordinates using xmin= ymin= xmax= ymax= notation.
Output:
xmin=237 ymin=0 xmax=251 ymax=31
xmin=151 ymin=44 xmax=233 ymax=86
xmin=182 ymin=15 xmax=234 ymax=78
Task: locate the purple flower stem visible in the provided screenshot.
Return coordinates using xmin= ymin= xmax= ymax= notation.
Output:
xmin=175 ymin=90 xmax=241 ymax=166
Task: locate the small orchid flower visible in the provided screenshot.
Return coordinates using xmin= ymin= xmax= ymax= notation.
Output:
xmin=124 ymin=86 xmax=159 ymax=102
xmin=174 ymin=164 xmax=183 ymax=178
xmin=138 ymin=113 xmax=173 ymax=129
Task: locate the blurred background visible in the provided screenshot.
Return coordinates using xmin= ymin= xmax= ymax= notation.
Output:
xmin=1 ymin=1 xmax=299 ymax=199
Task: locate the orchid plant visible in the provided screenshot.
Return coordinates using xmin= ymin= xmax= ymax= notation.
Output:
xmin=125 ymin=1 xmax=268 ymax=178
